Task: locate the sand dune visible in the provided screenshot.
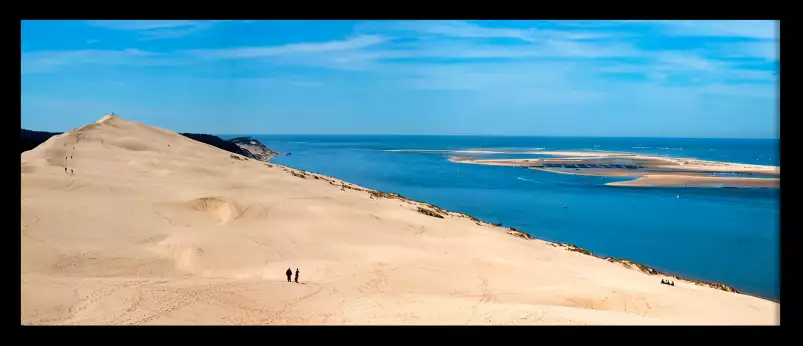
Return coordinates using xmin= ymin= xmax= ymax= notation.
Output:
xmin=21 ymin=115 xmax=779 ymax=325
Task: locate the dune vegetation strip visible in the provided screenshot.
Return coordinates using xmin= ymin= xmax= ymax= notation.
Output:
xmin=547 ymin=243 xmax=753 ymax=297
xmin=21 ymin=115 xmax=779 ymax=325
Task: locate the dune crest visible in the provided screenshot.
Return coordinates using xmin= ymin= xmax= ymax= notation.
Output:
xmin=96 ymin=113 xmax=117 ymax=124
xmin=21 ymin=115 xmax=779 ymax=325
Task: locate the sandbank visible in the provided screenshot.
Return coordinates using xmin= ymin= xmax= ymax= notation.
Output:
xmin=608 ymin=175 xmax=781 ymax=188
xmin=450 ymin=151 xmax=779 ymax=189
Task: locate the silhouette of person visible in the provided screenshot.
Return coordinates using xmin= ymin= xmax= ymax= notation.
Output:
xmin=295 ymin=268 xmax=299 ymax=283
xmin=286 ymin=268 xmax=292 ymax=282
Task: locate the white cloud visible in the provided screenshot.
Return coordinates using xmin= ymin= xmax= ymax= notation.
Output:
xmin=648 ymin=20 xmax=778 ymax=40
xmin=185 ymin=35 xmax=385 ymax=60
xmin=21 ymin=49 xmax=166 ymax=74
xmin=547 ymin=20 xmax=778 ymax=40
xmin=87 ymin=20 xmax=202 ymax=30
xmin=356 ymin=20 xmax=618 ymax=43
xmin=654 ymin=52 xmax=721 ymax=71
xmin=86 ymin=20 xmax=227 ymax=40
xmin=24 ymin=19 xmax=780 ymax=106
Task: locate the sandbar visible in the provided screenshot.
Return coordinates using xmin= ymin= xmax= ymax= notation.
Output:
xmin=608 ymin=175 xmax=780 ymax=188
xmin=449 ymin=151 xmax=779 ymax=188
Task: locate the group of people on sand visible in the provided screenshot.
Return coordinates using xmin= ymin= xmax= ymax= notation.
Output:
xmin=286 ymin=268 xmax=300 ymax=283
xmin=661 ymin=279 xmax=675 ymax=286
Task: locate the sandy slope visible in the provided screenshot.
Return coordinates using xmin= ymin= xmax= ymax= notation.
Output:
xmin=21 ymin=115 xmax=779 ymax=325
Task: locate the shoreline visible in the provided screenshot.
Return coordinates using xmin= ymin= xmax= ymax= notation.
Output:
xmin=274 ymin=163 xmax=775 ymax=302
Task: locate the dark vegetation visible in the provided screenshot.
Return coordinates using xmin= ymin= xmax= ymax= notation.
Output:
xmin=228 ymin=136 xmax=259 ymax=145
xmin=180 ymin=133 xmax=256 ymax=159
xmin=547 ymin=242 xmax=742 ymax=294
xmin=369 ymin=191 xmax=405 ymax=199
xmin=21 ymin=129 xmax=61 ymax=153
xmin=416 ymin=207 xmax=444 ymax=218
xmin=228 ymin=136 xmax=280 ymax=161
xmin=507 ymin=227 xmax=535 ymax=240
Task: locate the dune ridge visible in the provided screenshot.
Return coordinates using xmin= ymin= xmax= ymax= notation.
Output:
xmin=21 ymin=115 xmax=779 ymax=325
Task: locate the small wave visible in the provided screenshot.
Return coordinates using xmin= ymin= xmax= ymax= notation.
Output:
xmin=632 ymin=146 xmax=652 ymax=149
xmin=383 ymin=149 xmax=450 ymax=153
xmin=385 ymin=148 xmax=547 ymax=155
xmin=517 ymin=177 xmax=545 ymax=184
xmin=657 ymin=147 xmax=683 ymax=150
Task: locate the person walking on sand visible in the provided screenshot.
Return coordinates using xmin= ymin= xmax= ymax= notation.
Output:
xmin=295 ymin=268 xmax=299 ymax=283
xmin=286 ymin=268 xmax=292 ymax=282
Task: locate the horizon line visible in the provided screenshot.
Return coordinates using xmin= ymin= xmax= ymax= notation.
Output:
xmin=21 ymin=127 xmax=780 ymax=141
xmin=214 ymin=133 xmax=780 ymax=141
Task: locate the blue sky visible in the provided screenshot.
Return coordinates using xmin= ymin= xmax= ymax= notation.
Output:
xmin=21 ymin=20 xmax=779 ymax=138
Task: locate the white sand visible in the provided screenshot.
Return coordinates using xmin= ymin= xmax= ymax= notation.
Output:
xmin=21 ymin=115 xmax=779 ymax=325
xmin=608 ymin=175 xmax=781 ymax=188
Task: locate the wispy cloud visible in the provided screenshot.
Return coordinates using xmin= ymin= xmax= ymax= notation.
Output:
xmin=655 ymin=52 xmax=722 ymax=71
xmin=86 ymin=20 xmax=227 ymax=40
xmin=24 ymin=19 xmax=781 ymax=101
xmin=21 ymin=49 xmax=166 ymax=74
xmin=357 ymin=20 xmax=617 ymax=43
xmin=358 ymin=20 xmax=534 ymax=41
xmin=651 ymin=20 xmax=778 ymax=40
xmin=712 ymin=41 xmax=779 ymax=61
xmin=184 ymin=35 xmax=385 ymax=60
xmin=87 ymin=20 xmax=201 ymax=30
xmin=548 ymin=20 xmax=778 ymax=41
xmin=21 ymin=20 xmax=780 ymax=138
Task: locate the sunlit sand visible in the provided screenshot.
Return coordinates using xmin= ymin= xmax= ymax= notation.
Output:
xmin=21 ymin=115 xmax=779 ymax=325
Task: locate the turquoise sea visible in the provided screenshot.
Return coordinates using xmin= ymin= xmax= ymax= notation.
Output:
xmin=221 ymin=135 xmax=780 ymax=301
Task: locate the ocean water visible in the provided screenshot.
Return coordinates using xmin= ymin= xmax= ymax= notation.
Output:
xmin=221 ymin=135 xmax=780 ymax=300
